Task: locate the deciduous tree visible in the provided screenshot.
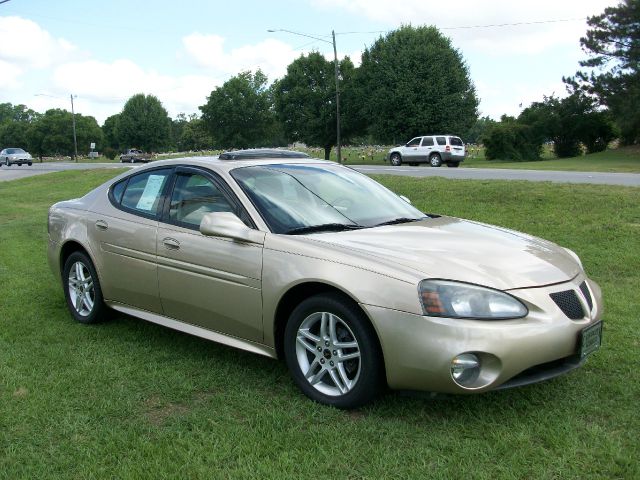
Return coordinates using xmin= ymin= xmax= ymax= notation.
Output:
xmin=273 ymin=52 xmax=359 ymax=160
xmin=200 ymin=71 xmax=278 ymax=149
xmin=117 ymin=94 xmax=171 ymax=151
xmin=357 ymin=26 xmax=478 ymax=144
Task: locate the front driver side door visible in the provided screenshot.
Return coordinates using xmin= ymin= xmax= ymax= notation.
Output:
xmin=401 ymin=137 xmax=422 ymax=161
xmin=156 ymin=167 xmax=265 ymax=342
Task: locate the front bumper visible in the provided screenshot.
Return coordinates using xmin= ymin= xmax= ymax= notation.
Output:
xmin=362 ymin=275 xmax=603 ymax=394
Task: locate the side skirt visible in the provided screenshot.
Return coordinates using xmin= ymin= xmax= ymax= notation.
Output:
xmin=106 ymin=301 xmax=277 ymax=359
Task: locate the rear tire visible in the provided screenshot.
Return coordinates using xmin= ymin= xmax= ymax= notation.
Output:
xmin=62 ymin=251 xmax=109 ymax=324
xmin=389 ymin=153 xmax=402 ymax=166
xmin=284 ymin=293 xmax=384 ymax=409
xmin=429 ymin=153 xmax=442 ymax=167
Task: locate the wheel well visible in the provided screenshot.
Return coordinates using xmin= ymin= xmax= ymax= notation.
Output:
xmin=59 ymin=241 xmax=88 ymax=273
xmin=272 ymin=282 xmax=385 ymax=369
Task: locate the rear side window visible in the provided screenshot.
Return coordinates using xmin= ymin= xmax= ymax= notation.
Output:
xmin=117 ymin=169 xmax=172 ymax=216
xmin=450 ymin=137 xmax=463 ymax=146
xmin=111 ymin=179 xmax=126 ymax=203
xmin=436 ymin=137 xmax=446 ymax=145
xmin=421 ymin=137 xmax=434 ymax=146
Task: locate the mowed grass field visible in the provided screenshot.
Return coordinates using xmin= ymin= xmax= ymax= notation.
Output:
xmin=1 ymin=170 xmax=639 ymax=479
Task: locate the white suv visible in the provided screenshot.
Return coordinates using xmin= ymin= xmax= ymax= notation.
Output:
xmin=387 ymin=135 xmax=465 ymax=167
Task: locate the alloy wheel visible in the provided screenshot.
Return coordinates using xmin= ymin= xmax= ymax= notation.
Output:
xmin=295 ymin=311 xmax=361 ymax=396
xmin=67 ymin=261 xmax=95 ymax=317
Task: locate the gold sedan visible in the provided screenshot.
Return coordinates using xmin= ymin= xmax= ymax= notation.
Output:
xmin=47 ymin=150 xmax=603 ymax=408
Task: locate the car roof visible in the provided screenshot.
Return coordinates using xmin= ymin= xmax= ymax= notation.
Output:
xmin=135 ymin=149 xmax=334 ymax=174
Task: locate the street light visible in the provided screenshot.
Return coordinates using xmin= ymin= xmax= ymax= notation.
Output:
xmin=267 ymin=28 xmax=342 ymax=163
xmin=35 ymin=93 xmax=79 ymax=162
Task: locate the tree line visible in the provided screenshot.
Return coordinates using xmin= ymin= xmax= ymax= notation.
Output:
xmin=484 ymin=0 xmax=638 ymax=160
xmin=1 ymin=6 xmax=637 ymax=161
xmin=0 ymin=26 xmax=478 ymax=160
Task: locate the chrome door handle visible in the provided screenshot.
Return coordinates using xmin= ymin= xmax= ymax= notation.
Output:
xmin=162 ymin=237 xmax=180 ymax=250
xmin=95 ymin=220 xmax=108 ymax=230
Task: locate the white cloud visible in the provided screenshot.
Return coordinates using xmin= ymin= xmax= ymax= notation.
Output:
xmin=50 ymin=59 xmax=221 ymax=123
xmin=182 ymin=34 xmax=302 ymax=79
xmin=0 ymin=16 xmax=78 ymax=69
xmin=310 ymin=0 xmax=616 ymax=54
xmin=0 ymin=59 xmax=22 ymax=90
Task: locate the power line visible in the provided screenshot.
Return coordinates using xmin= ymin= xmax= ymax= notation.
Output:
xmin=336 ymin=17 xmax=588 ymax=36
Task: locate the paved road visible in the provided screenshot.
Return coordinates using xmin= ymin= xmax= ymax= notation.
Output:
xmin=1 ymin=161 xmax=639 ymax=187
xmin=352 ymin=165 xmax=640 ymax=186
xmin=0 ymin=162 xmax=133 ymax=182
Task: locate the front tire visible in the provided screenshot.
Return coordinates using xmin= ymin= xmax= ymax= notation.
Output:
xmin=389 ymin=153 xmax=402 ymax=166
xmin=62 ymin=251 xmax=109 ymax=324
xmin=284 ymin=293 xmax=383 ymax=409
xmin=429 ymin=153 xmax=442 ymax=167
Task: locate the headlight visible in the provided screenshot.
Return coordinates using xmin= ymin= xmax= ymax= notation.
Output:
xmin=419 ymin=279 xmax=528 ymax=320
xmin=563 ymin=247 xmax=583 ymax=270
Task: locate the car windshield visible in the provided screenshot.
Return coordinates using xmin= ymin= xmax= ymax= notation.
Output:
xmin=231 ymin=164 xmax=426 ymax=234
xmin=6 ymin=148 xmax=25 ymax=154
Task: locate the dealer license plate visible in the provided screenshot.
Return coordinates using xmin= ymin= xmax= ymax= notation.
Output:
xmin=580 ymin=321 xmax=602 ymax=358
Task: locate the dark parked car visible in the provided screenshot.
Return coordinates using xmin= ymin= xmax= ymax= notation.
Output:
xmin=120 ymin=149 xmax=152 ymax=163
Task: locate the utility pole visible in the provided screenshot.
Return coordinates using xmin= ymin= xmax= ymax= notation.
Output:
xmin=332 ymin=30 xmax=341 ymax=164
xmin=70 ymin=94 xmax=78 ymax=162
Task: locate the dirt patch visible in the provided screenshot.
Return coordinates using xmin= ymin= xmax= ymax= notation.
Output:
xmin=13 ymin=387 xmax=28 ymax=398
xmin=143 ymin=391 xmax=216 ymax=426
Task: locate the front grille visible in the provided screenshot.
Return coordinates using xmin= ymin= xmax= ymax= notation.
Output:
xmin=550 ymin=290 xmax=585 ymax=320
xmin=579 ymin=281 xmax=593 ymax=311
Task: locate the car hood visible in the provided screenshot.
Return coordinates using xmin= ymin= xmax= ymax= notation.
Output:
xmin=307 ymin=216 xmax=580 ymax=290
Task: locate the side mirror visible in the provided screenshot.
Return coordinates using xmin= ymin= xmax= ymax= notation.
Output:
xmin=399 ymin=195 xmax=412 ymax=204
xmin=200 ymin=212 xmax=263 ymax=244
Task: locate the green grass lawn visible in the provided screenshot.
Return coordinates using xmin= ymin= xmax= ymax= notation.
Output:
xmin=1 ymin=170 xmax=638 ymax=479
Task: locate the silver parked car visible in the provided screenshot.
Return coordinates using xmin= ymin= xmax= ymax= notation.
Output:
xmin=388 ymin=135 xmax=465 ymax=167
xmin=0 ymin=147 xmax=33 ymax=166
xmin=48 ymin=149 xmax=602 ymax=408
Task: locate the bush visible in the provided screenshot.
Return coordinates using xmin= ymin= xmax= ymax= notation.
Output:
xmin=102 ymin=146 xmax=118 ymax=160
xmin=482 ymin=123 xmax=543 ymax=161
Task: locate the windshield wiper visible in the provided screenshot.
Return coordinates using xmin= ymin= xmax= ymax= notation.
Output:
xmin=285 ymin=223 xmax=364 ymax=235
xmin=373 ymin=217 xmax=426 ymax=227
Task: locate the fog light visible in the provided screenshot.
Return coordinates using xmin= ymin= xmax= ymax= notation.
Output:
xmin=451 ymin=353 xmax=480 ymax=387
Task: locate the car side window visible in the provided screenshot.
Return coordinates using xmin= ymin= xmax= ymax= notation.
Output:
xmin=436 ymin=137 xmax=447 ymax=145
xmin=421 ymin=137 xmax=434 ymax=146
xmin=168 ymin=172 xmax=235 ymax=229
xmin=119 ymin=169 xmax=171 ymax=215
xmin=406 ymin=138 xmax=421 ymax=147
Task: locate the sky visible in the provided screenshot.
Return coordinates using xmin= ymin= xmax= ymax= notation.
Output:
xmin=0 ymin=0 xmax=618 ymax=125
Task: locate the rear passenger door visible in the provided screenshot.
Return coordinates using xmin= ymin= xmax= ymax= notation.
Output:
xmin=156 ymin=167 xmax=265 ymax=342
xmin=88 ymin=167 xmax=173 ymax=313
